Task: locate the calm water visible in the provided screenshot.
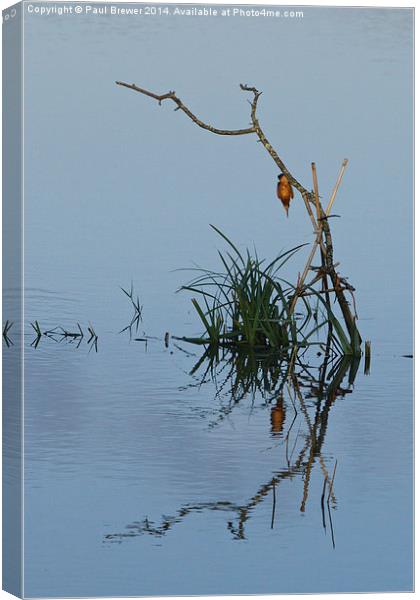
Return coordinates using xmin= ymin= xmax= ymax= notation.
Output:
xmin=10 ymin=3 xmax=415 ymax=596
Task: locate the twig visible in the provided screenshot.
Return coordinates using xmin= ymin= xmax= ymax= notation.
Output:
xmin=302 ymin=191 xmax=318 ymax=231
xmin=294 ymin=287 xmax=344 ymax=297
xmin=289 ymin=227 xmax=323 ymax=313
xmin=312 ymin=162 xmax=331 ymax=308
xmin=311 ymin=162 xmax=322 ymax=222
xmin=326 ymin=159 xmax=348 ymax=217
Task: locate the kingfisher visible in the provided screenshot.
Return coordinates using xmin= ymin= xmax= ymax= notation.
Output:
xmin=277 ymin=173 xmax=294 ymax=217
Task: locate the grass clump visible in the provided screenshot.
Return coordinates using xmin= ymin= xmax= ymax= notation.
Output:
xmin=179 ymin=226 xmax=328 ymax=352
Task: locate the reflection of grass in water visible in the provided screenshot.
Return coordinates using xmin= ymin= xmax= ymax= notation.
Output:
xmin=364 ymin=340 xmax=371 ymax=374
xmin=177 ymin=226 xmax=355 ymax=355
xmin=2 ymin=320 xmax=13 ymax=347
xmin=186 ymin=345 xmax=290 ymax=406
xmin=30 ymin=321 xmax=42 ymax=348
xmin=119 ymin=282 xmax=143 ymax=338
xmin=184 ymin=338 xmax=359 ymax=431
xmin=29 ymin=321 xmax=98 ymax=352
xmin=104 ymin=340 xmax=360 ymax=546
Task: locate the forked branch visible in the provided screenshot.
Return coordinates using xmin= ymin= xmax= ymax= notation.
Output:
xmin=117 ymin=81 xmax=314 ymax=199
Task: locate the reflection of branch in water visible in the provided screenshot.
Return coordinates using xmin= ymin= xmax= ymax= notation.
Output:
xmin=321 ymin=476 xmax=328 ymax=531
xmin=105 ymin=436 xmax=312 ymax=543
xmin=185 ymin=347 xmax=292 ymax=430
xmin=293 ymin=360 xmax=350 ymax=511
xmin=319 ymin=455 xmax=337 ymax=508
xmin=105 ymin=338 xmax=360 ymax=545
xmin=327 ymin=500 xmax=336 ymax=549
xmin=104 ymin=386 xmax=335 ymax=544
xmin=271 ymin=483 xmax=277 ymax=529
xmin=320 ymin=462 xmax=338 ymax=549
xmin=105 ymin=502 xmax=237 ymax=543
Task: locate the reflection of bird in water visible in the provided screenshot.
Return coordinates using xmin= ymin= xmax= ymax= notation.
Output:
xmin=270 ymin=397 xmax=286 ymax=436
xmin=277 ymin=173 xmax=294 ymax=217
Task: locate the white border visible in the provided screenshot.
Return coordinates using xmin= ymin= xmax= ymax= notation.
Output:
xmin=0 ymin=2 xmax=415 ymax=600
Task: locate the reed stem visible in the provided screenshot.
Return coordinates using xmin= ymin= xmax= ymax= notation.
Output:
xmin=326 ymin=159 xmax=349 ymax=217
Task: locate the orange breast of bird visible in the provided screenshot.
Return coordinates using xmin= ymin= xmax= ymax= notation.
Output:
xmin=277 ymin=175 xmax=294 ymax=216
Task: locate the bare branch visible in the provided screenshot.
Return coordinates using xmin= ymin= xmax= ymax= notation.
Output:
xmin=239 ymin=83 xmax=311 ymax=198
xmin=115 ymin=81 xmax=255 ymax=136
